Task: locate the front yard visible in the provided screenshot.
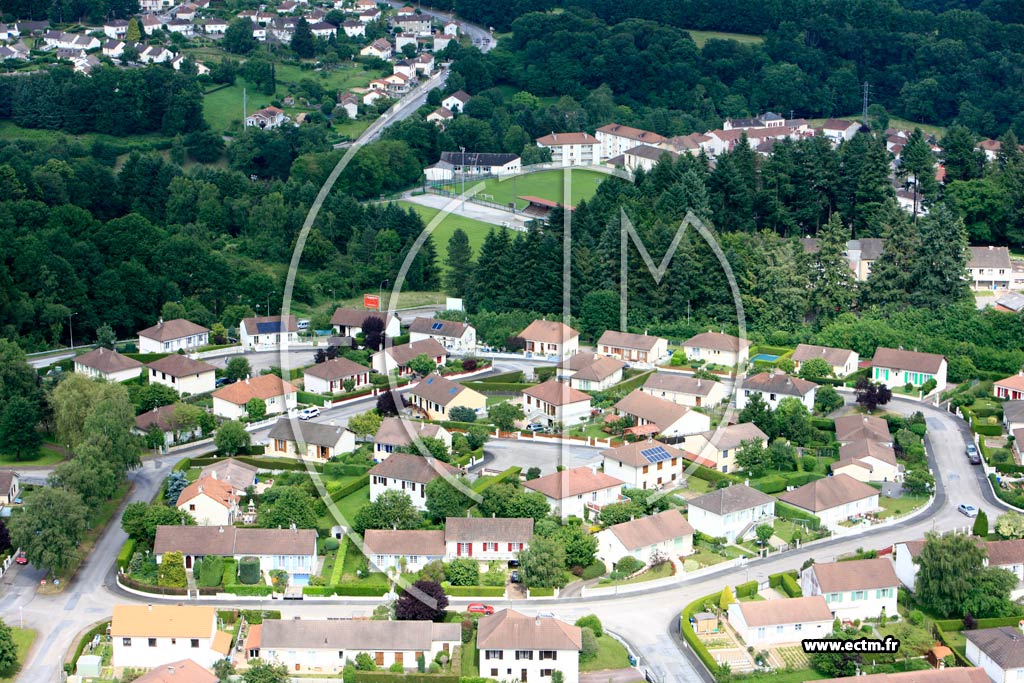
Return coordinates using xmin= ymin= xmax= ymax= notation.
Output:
xmin=0 ymin=628 xmax=36 ymax=683
xmin=599 ymin=561 xmax=674 ymax=586
xmin=877 ymin=493 xmax=929 ymax=519
xmin=580 ymin=634 xmax=631 ymax=672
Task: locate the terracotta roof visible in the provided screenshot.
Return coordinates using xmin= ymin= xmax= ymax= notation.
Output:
xmin=74 ymin=348 xmax=143 ymax=374
xmin=778 ymin=474 xmax=880 ymax=513
xmin=523 ymin=379 xmax=591 ymax=406
xmin=212 ymin=374 xmax=297 ymax=405
xmin=134 ymin=659 xmax=217 ymax=683
xmin=985 ymin=538 xmax=1024 ymax=567
xmin=240 ymin=315 xmax=298 ymax=336
xmin=111 ymin=605 xmax=215 ymax=637
xmin=245 ymin=623 xmax=262 ymax=652
xmin=683 ymin=331 xmax=751 ymax=352
xmin=444 ymin=516 xmax=533 ymax=543
xmin=536 ymin=132 xmax=599 ymax=146
xmin=134 ymin=404 xmax=182 ymax=433
xmin=153 ymin=526 xmax=317 ymax=557
xmin=834 ymin=415 xmax=891 ymax=444
xmin=601 ymin=439 xmax=686 ymax=468
xmin=810 ymin=558 xmax=898 ymax=593
xmin=606 ymin=509 xmax=693 ymax=550
xmin=688 ymin=485 xmax=775 ymax=516
xmin=146 ymin=355 xmax=216 ymax=378
xmin=0 ymin=470 xmax=17 ymax=494
xmin=598 ymin=330 xmax=664 ymax=352
xmin=643 ymin=372 xmax=723 ymax=397
xmin=614 ymin=390 xmax=690 ymax=432
xmin=524 ymin=467 xmax=623 ymax=500
xmin=260 ymin=619 xmax=459 ymax=651
xmin=791 ymin=344 xmax=856 ymax=368
xmin=177 ymin=477 xmax=237 ymax=510
xmin=596 ymin=123 xmax=666 ymax=145
xmin=964 ymin=627 xmax=1024 ymax=669
xmin=518 ymin=319 xmax=579 ymax=344
xmin=478 ymin=609 xmax=581 ymax=651
xmin=968 ymin=245 xmax=1011 ymax=270
xmin=871 ymin=347 xmax=945 ymax=374
xmin=625 ymin=144 xmax=678 ymax=162
xmin=572 ymin=356 xmax=626 ymax=382
xmin=373 ymin=417 xmax=446 ymax=447
xmin=743 ymin=371 xmax=817 ymax=397
xmin=330 ymin=308 xmax=395 ymax=328
xmin=199 ymin=459 xmax=258 ymax=489
xmin=409 ymin=373 xmax=478 ymax=407
xmin=211 ymin=630 xmax=231 ymax=655
xmin=996 ymin=373 xmax=1024 ymax=393
xmin=138 ymin=318 xmax=209 ymax=342
xmin=446 ymin=90 xmax=470 ymax=103
xmin=838 ymin=440 xmax=897 ymax=466
xmin=816 ymin=669 xmax=989 ymax=683
xmin=367 ymin=452 xmax=459 ymax=484
xmin=408 ymin=317 xmax=470 ymax=338
xmin=383 ymin=338 xmax=447 ymax=367
xmin=822 ymin=118 xmax=859 ymax=131
xmin=364 ymin=529 xmax=445 ymax=557
xmin=304 ymin=356 xmax=369 ymax=381
xmin=697 ymin=423 xmax=768 ymax=452
xmin=735 ymin=595 xmax=832 ymax=627
xmin=267 ymin=418 xmax=351 ymax=447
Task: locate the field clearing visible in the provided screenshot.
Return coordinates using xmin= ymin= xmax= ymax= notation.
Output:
xmin=809 ymin=115 xmax=946 ymax=138
xmin=440 ymin=168 xmax=610 ymax=211
xmin=397 ymin=201 xmax=508 ymax=261
xmin=686 ymin=29 xmax=764 ymax=48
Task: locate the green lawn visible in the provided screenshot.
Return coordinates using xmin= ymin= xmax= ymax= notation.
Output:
xmin=0 ymin=120 xmax=172 ymax=149
xmin=0 ymin=441 xmax=66 ymax=467
xmin=877 ymin=493 xmax=929 ymax=519
xmin=808 ymin=115 xmax=946 ymax=138
xmin=600 ymin=562 xmax=674 ymax=586
xmin=689 ymin=549 xmax=729 ymax=567
xmin=680 ymin=477 xmax=712 ymax=495
xmin=580 ymin=634 xmax=631 ymax=672
xmin=685 ymin=29 xmax=764 ymax=48
xmin=0 ymin=628 xmax=36 ymax=683
xmin=397 ymin=201 xmax=504 ymax=261
xmin=461 ymin=633 xmax=479 ymax=677
xmin=331 ymin=485 xmax=369 ymax=527
xmin=440 ymin=168 xmax=612 ymax=212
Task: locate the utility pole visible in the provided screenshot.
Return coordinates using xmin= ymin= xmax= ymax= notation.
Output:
xmin=861 ymin=81 xmax=871 ymax=129
xmin=243 ymin=87 xmax=247 ymax=131
xmin=69 ymin=311 xmax=77 ymax=349
xmin=459 ymin=145 xmax=466 ymax=210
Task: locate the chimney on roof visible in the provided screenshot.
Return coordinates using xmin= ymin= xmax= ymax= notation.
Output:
xmin=147 ymin=603 xmax=153 ymax=611
xmin=536 ymin=615 xmax=541 ymax=626
xmin=168 ymin=666 xmax=175 ymax=676
xmin=198 ymin=484 xmax=203 ymax=494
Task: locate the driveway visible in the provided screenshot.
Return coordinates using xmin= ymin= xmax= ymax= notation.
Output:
xmin=581 ymin=669 xmax=643 ymax=683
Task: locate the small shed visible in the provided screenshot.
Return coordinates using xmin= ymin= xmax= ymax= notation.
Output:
xmin=692 ymin=612 xmax=718 ymax=634
xmin=76 ymin=654 xmax=102 ymax=678
xmin=927 ymin=644 xmax=954 ymax=668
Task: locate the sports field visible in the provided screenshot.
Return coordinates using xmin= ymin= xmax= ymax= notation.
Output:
xmin=397 ymin=201 xmax=501 ymax=263
xmin=440 ymin=167 xmax=611 ymax=211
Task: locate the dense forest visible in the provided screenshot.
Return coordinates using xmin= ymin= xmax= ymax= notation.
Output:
xmin=432 ymin=0 xmax=1024 ymax=136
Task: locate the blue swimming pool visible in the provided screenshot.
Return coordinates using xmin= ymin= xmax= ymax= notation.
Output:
xmin=751 ymin=353 xmax=779 ymax=363
xmin=291 ymin=574 xmax=310 ymax=586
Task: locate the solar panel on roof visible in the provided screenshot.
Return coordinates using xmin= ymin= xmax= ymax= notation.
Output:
xmin=425 ymin=377 xmax=434 ymax=384
xmin=641 ymin=446 xmax=672 ymax=463
xmin=431 ymin=322 xmax=444 ymax=330
xmin=449 ymin=388 xmax=457 ymax=394
xmin=256 ymin=321 xmax=284 ymax=334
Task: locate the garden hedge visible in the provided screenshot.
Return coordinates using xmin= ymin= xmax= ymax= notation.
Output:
xmin=302 ymin=586 xmax=335 ymax=596
xmin=323 ymin=462 xmax=371 ymax=477
xmin=238 ymin=556 xmax=261 ymax=584
xmin=119 ymin=574 xmax=187 ymax=595
xmin=297 ymin=390 xmax=327 ymax=406
xmin=222 ymin=558 xmax=237 ymax=586
xmin=224 ymin=583 xmax=274 ymax=596
xmin=329 ymin=474 xmax=370 ymax=502
xmin=734 ymin=580 xmax=758 ymax=598
xmin=781 ymin=572 xmax=802 ymax=598
xmin=775 ymin=501 xmax=822 ymax=531
xmin=473 ymin=467 xmax=522 ymax=493
xmin=689 ymin=465 xmax=740 ymax=485
xmin=972 ymin=422 xmax=1004 ymax=437
xmin=445 ymin=585 xmax=505 ymax=597
xmin=810 ymin=417 xmax=836 ymax=431
xmin=67 ymin=621 xmax=111 ymax=673
xmin=352 ymin=672 xmax=457 ymax=683
xmin=117 ymin=539 xmax=135 ymax=571
xmin=680 ymin=591 xmax=724 ymax=675
xmin=751 ymin=476 xmax=786 ymax=494
xmin=461 ymin=381 xmax=537 ymax=393
xmin=334 ymin=583 xmax=390 ymax=596
xmin=990 ymin=474 xmax=1024 ymax=508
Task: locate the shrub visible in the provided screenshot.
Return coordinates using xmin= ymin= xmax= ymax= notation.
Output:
xmin=445 ymin=558 xmax=479 ymax=586
xmin=198 ymin=555 xmax=224 ymax=588
xmin=735 ymin=581 xmax=758 ymax=599
xmin=908 ymin=610 xmax=924 ymax=626
xmin=751 ymin=475 xmax=786 ymax=494
xmin=461 ymin=619 xmax=473 ymax=643
xmin=615 ymin=556 xmax=643 ymax=575
xmin=801 ymin=456 xmax=818 ymax=472
xmin=355 ymin=652 xmax=376 ymax=671
xmin=323 ymin=537 xmax=340 ymax=551
xmin=388 ymin=663 xmax=404 ymax=673
xmin=222 ymin=558 xmax=237 ymax=586
xmin=238 ymin=556 xmax=261 ymax=585
xmin=428 ymin=662 xmax=441 ymax=673
xmin=581 ymin=561 xmax=606 ymax=580
xmin=575 ymin=615 xmax=603 ymax=638
xmin=449 ymin=406 xmax=477 ymax=423
xmin=580 ymin=626 xmax=598 ymax=661
xmin=117 ymin=539 xmax=135 ymax=571
xmin=158 ymin=551 xmax=187 ymax=588
xmin=417 ymin=653 xmax=426 ymax=673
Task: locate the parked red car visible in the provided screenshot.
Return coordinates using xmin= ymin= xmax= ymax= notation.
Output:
xmin=14 ymin=552 xmax=27 ymax=565
xmin=466 ymin=603 xmax=494 ymax=615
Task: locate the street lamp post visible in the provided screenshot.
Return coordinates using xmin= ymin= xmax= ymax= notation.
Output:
xmin=69 ymin=311 xmax=77 ymax=349
xmin=379 ymin=280 xmax=389 ymax=311
xmin=459 ymin=145 xmax=466 ymax=210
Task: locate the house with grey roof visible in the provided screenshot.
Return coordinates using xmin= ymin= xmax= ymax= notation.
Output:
xmin=370 ymin=338 xmax=447 ymax=377
xmin=800 ymin=558 xmax=899 ymax=621
xmin=642 ymin=372 xmax=727 ymax=408
xmin=303 ymin=357 xmax=372 ymax=394
xmin=368 ymin=453 xmax=460 ymax=511
xmin=267 ymin=418 xmax=355 ymax=461
xmin=406 ymin=373 xmax=486 ymax=421
xmin=363 ymin=529 xmax=445 ymax=572
xmin=870 ymin=347 xmax=947 ymax=392
xmin=251 ymin=618 xmax=460 ymax=673
xmin=968 ymin=245 xmax=1012 ymax=290
xmin=239 ymin=315 xmax=298 ymax=349
xmin=153 ymin=525 xmax=316 ymax=577
xmin=736 ymin=370 xmax=817 ymax=411
xmin=372 ymin=417 xmax=451 ymax=462
xmin=682 ymin=422 xmax=769 ymax=474
xmin=686 ymin=485 xmax=775 ymax=543
xmin=778 ymin=474 xmax=880 ymax=529
xmin=146 ymin=355 xmax=217 ymax=395
xmin=138 ymin=318 xmax=209 ymax=354
xmin=444 ymin=516 xmax=533 ymax=561
xmin=791 ymin=344 xmax=859 ymax=378
xmin=74 ymin=347 xmax=143 ymax=383
xmin=408 ymin=317 xmax=476 ymax=352
xmin=966 ymin=626 xmax=1024 ymax=683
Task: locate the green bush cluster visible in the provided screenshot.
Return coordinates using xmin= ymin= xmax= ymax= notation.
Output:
xmin=444 ymin=585 xmax=505 ymax=597
xmin=117 ymin=539 xmax=135 ymax=571
xmin=775 ymin=501 xmax=822 ymax=531
xmin=581 ymin=561 xmax=606 ymax=580
xmin=734 ymin=581 xmax=758 ymax=598
xmin=781 ymin=573 xmax=802 ymax=598
xmin=223 ymin=584 xmax=274 ymax=596
xmin=238 ymin=556 xmax=261 ymax=585
xmin=196 ymin=556 xmax=225 ymax=588
xmin=329 ymin=474 xmax=371 ymax=502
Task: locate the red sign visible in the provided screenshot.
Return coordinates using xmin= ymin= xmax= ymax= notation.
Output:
xmin=363 ymin=294 xmax=381 ymax=310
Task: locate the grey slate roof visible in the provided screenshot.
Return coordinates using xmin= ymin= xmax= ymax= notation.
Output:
xmin=259 ymin=619 xmax=459 ymax=651
xmin=687 ymin=485 xmax=775 ymax=516
xmin=267 ymin=419 xmax=351 ymax=447
xmin=964 ymin=627 xmax=1024 ymax=669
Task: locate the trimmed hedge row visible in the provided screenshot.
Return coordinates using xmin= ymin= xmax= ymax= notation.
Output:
xmin=120 ymin=574 xmax=187 ymax=595
xmin=117 ymin=539 xmax=135 ymax=571
xmin=189 ymin=454 xmax=316 ymax=472
xmin=462 ymin=381 xmax=537 ymax=393
xmin=989 ymin=474 xmax=1024 ymax=508
xmin=775 ymin=501 xmax=822 ymax=531
xmin=681 ymin=591 xmax=724 ymax=675
xmin=689 ymin=465 xmax=741 ymax=485
xmin=352 ymin=672 xmax=457 ymax=683
xmin=446 ymin=585 xmax=505 ymax=597
xmin=473 ymin=466 xmax=522 ymax=493
xmin=223 ymin=558 xmax=237 ymax=587
xmin=329 ymin=474 xmax=370 ymax=503
xmin=334 ymin=583 xmax=390 ymax=596
xmin=224 ymin=584 xmax=274 ymax=596
xmin=302 ymin=586 xmax=335 ymax=596
xmin=810 ymin=417 xmax=836 ymax=431
xmin=323 ymin=462 xmax=372 ymax=477
xmin=781 ymin=572 xmax=802 ymax=598
xmin=972 ymin=421 xmax=1004 ymax=436
xmin=751 ymin=476 xmax=786 ymax=494
xmin=434 ymin=420 xmax=492 ymax=431
xmin=330 ymin=538 xmax=347 ymax=585
xmin=67 ymin=621 xmax=111 ymax=673
xmin=734 ymin=580 xmax=758 ymax=599
xmin=297 ymin=390 xmax=326 ymax=406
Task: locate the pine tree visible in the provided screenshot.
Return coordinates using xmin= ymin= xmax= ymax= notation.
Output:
xmin=900 ymin=129 xmax=937 ymax=218
xmin=838 ymin=133 xmax=893 ymax=236
xmin=125 ymin=17 xmax=141 ymax=43
xmin=444 ymin=228 xmax=474 ymax=297
xmin=941 ymin=126 xmax=984 ymax=182
xmin=973 ymin=509 xmax=989 ymax=537
xmin=909 ymin=204 xmax=971 ymax=308
xmin=861 ymin=203 xmax=919 ymax=308
xmin=812 ymin=212 xmax=854 ymax=320
xmin=291 ymin=17 xmax=315 ymax=59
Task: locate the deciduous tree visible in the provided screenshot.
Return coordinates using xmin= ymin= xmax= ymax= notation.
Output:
xmin=9 ymin=487 xmax=88 ymax=577
xmin=215 ymin=420 xmax=250 ymax=456
xmin=395 ymin=580 xmax=448 ymax=622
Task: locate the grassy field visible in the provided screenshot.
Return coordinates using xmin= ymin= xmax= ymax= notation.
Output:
xmin=686 ymin=29 xmax=764 ymax=48
xmin=461 ymin=634 xmax=479 ymax=677
xmin=396 ymin=201 xmax=504 ymax=261
xmin=439 ymin=168 xmax=611 ymax=212
xmin=0 ymin=120 xmax=171 ymax=149
xmin=0 ymin=441 xmax=66 ymax=467
xmin=333 ymin=485 xmax=369 ymax=526
xmin=580 ymin=634 xmax=631 ymax=672
xmin=877 ymin=493 xmax=929 ymax=519
xmin=809 ymin=115 xmax=946 ymax=138
xmin=0 ymin=628 xmax=37 ymax=683
xmin=198 ymin=59 xmax=389 ymax=133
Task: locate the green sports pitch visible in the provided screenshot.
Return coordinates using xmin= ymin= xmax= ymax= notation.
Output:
xmin=439 ymin=167 xmax=612 ymax=211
